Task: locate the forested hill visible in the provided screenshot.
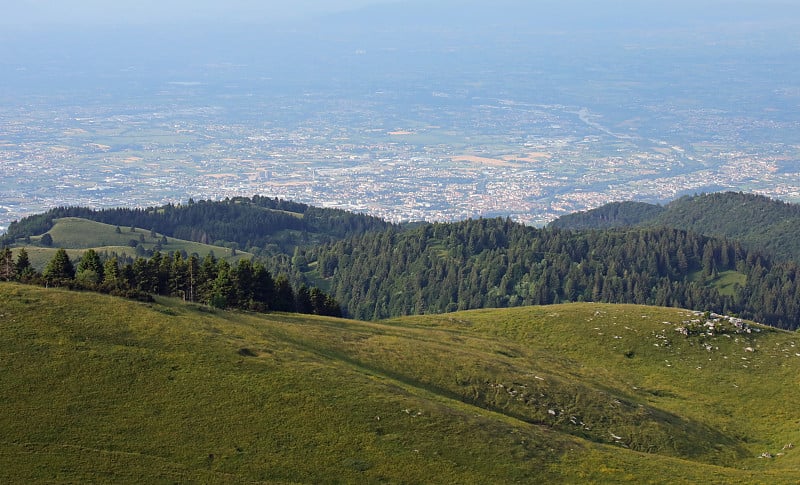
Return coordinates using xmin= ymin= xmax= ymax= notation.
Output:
xmin=549 ymin=192 xmax=800 ymax=262
xmin=1 ymin=196 xmax=392 ymax=255
xmin=298 ymin=218 xmax=800 ymax=329
xmin=547 ymin=201 xmax=666 ymax=230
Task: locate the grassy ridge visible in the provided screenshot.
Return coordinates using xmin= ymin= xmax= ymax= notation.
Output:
xmin=2 ymin=283 xmax=800 ymax=483
xmin=19 ymin=217 xmax=251 ymax=270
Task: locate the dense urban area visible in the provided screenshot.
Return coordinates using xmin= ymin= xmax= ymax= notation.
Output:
xmin=2 ymin=90 xmax=798 ymax=232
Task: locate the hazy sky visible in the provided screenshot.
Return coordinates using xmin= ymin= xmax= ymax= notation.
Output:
xmin=5 ymin=0 xmax=799 ymax=30
xmin=2 ymin=0 xmax=400 ymax=28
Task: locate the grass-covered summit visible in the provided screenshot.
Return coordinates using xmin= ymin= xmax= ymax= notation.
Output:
xmin=2 ymin=283 xmax=800 ymax=483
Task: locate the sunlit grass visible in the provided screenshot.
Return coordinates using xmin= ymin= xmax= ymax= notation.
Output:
xmin=16 ymin=217 xmax=250 ymax=270
xmin=2 ymin=283 xmax=800 ymax=483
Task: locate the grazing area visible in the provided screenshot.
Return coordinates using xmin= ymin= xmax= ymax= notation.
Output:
xmin=19 ymin=217 xmax=251 ymax=271
xmin=2 ymin=283 xmax=800 ymax=483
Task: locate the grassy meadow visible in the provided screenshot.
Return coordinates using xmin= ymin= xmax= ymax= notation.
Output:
xmin=2 ymin=282 xmax=800 ymax=483
xmin=17 ymin=217 xmax=251 ymax=270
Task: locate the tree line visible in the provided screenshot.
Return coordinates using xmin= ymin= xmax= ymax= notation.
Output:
xmin=6 ymin=194 xmax=800 ymax=330
xmin=0 ymin=247 xmax=341 ymax=317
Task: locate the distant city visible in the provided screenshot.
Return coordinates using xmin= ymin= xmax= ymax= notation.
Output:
xmin=2 ymin=89 xmax=797 ymax=233
xmin=2 ymin=3 xmax=799 ymax=232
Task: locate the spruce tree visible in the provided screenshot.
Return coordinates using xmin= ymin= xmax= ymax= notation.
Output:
xmin=15 ymin=248 xmax=34 ymax=281
xmin=77 ymin=249 xmax=104 ymax=281
xmin=43 ymin=249 xmax=75 ymax=286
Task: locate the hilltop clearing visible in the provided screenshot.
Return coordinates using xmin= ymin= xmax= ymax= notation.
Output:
xmin=13 ymin=217 xmax=251 ymax=271
xmin=1 ymin=196 xmax=391 ymax=258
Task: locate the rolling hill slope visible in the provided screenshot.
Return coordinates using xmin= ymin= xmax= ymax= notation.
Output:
xmin=16 ymin=217 xmax=251 ymax=271
xmin=2 ymin=283 xmax=800 ymax=483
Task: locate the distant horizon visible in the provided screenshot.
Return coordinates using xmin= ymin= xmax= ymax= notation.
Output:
xmin=4 ymin=0 xmax=799 ymax=29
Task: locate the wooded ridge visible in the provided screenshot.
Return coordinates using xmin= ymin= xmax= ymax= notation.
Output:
xmin=4 ymin=192 xmax=800 ymax=329
xmin=550 ymin=192 xmax=800 ymax=262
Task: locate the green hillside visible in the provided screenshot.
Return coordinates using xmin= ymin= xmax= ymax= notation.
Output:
xmin=2 ymin=283 xmax=800 ymax=483
xmin=549 ymin=192 xmax=800 ymax=262
xmin=655 ymin=192 xmax=800 ymax=262
xmin=20 ymin=217 xmax=250 ymax=270
xmin=1 ymin=196 xmax=392 ymax=257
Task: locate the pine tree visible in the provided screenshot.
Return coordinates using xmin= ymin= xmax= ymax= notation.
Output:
xmin=75 ymin=250 xmax=103 ymax=288
xmin=210 ymin=260 xmax=235 ymax=308
xmin=102 ymin=257 xmax=121 ymax=291
xmin=251 ymin=263 xmax=275 ymax=310
xmin=77 ymin=249 xmax=104 ymax=281
xmin=273 ymin=276 xmax=295 ymax=312
xmin=170 ymin=252 xmax=189 ymax=299
xmin=15 ymin=248 xmax=34 ymax=282
xmin=295 ymin=285 xmax=312 ymax=314
xmin=43 ymin=249 xmax=75 ymax=286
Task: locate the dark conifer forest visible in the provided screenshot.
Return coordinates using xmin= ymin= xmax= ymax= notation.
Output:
xmin=301 ymin=218 xmax=800 ymax=328
xmin=550 ymin=192 xmax=800 ymax=262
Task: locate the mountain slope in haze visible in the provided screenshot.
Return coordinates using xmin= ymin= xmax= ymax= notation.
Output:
xmin=2 ymin=283 xmax=800 ymax=483
xmin=550 ymin=192 xmax=800 ymax=262
xmin=655 ymin=192 xmax=800 ymax=262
